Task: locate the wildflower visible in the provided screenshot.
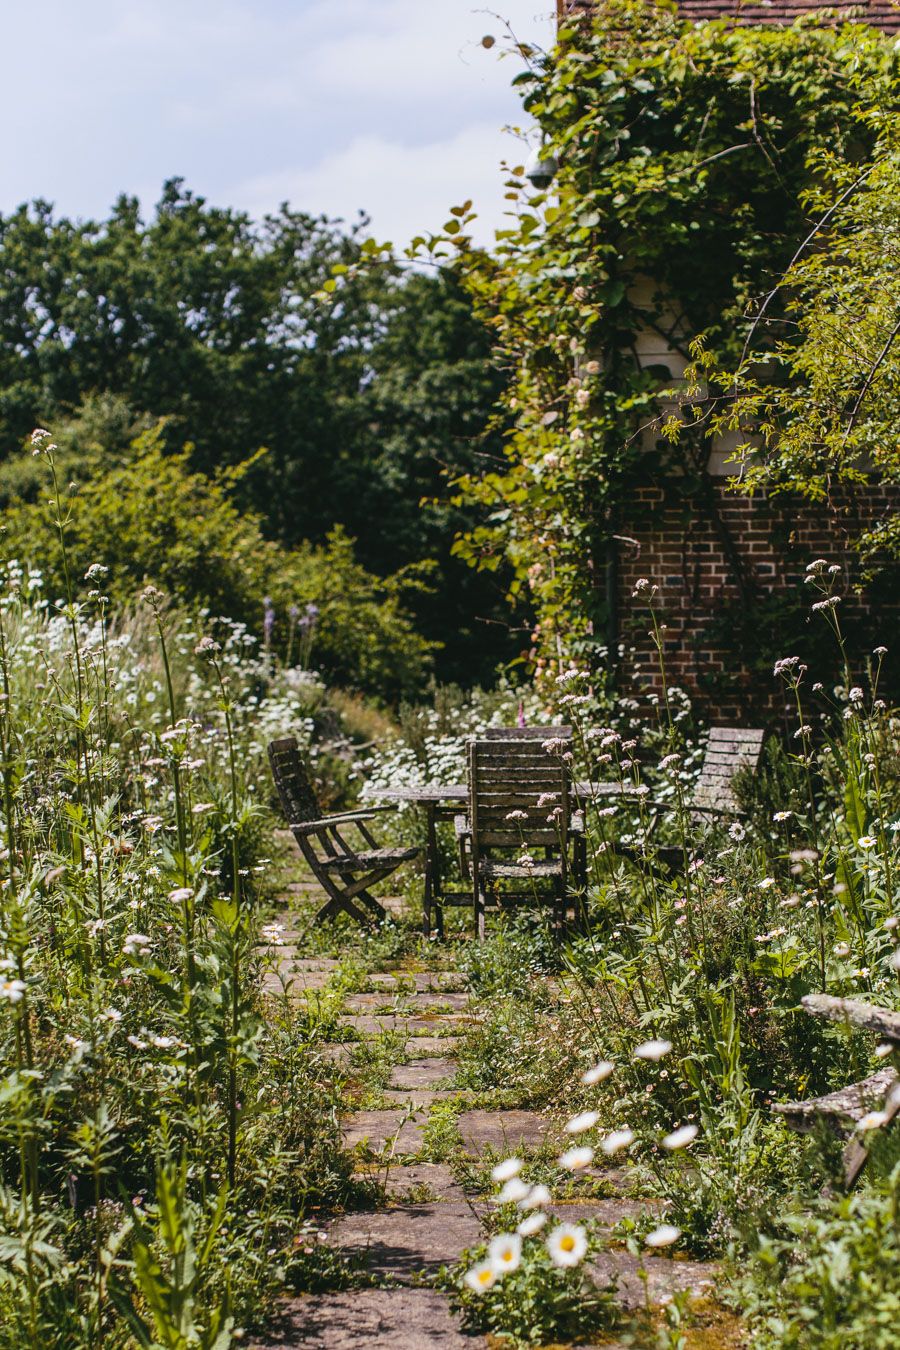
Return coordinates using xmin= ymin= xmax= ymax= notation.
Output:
xmin=491 ymin=1157 xmax=523 ymax=1184
xmin=889 ymin=950 xmax=900 ymax=972
xmin=127 ymin=1034 xmax=148 ymax=1050
xmin=103 ymin=1008 xmax=122 ymax=1023
xmin=488 ymin=1232 xmax=522 ymax=1275
xmin=758 ymin=877 xmax=776 ymax=891
xmin=168 ymin=887 xmax=194 ymax=904
xmin=497 ymin=1176 xmax=531 ymax=1205
xmin=849 ymin=686 xmax=864 ymax=703
xmin=30 ymin=427 xmax=52 ymax=445
xmin=565 ymin=1110 xmax=599 ymax=1134
xmin=123 ymin=933 xmax=152 ymax=957
xmin=194 ymin=636 xmax=221 ymax=657
xmin=559 ymin=1146 xmax=594 ymax=1170
xmin=805 ymin=559 xmax=829 ymax=572
xmin=658 ymin=754 xmax=680 ymax=771
xmin=875 ymin=1043 xmax=894 ymax=1059
xmin=537 ymin=792 xmax=559 ymax=807
xmin=0 ymin=978 xmax=26 ymax=1003
xmin=634 ymin=1039 xmax=672 ymax=1061
xmin=519 ymin=1184 xmax=551 ymax=1210
xmin=773 ymin=811 xmax=792 ymax=822
xmin=728 ymin=821 xmax=746 ymax=842
xmin=600 ymin=1128 xmax=634 ymax=1155
xmin=812 ymin=596 xmax=841 ymax=612
xmin=858 ymin=835 xmax=878 ymax=850
xmin=84 ymin=563 xmax=109 ymax=582
xmin=518 ymin=1211 xmax=547 ymax=1236
xmin=581 ymin=1060 xmax=614 ymax=1085
xmin=517 ymin=852 xmax=535 ymax=870
xmin=833 ymin=942 xmax=851 ymax=958
xmin=192 ymin=802 xmax=216 ymax=815
xmin=773 ymin=656 xmax=800 ymax=677
xmin=874 ymin=646 xmax=888 ymax=656
xmin=505 ymin=810 xmax=528 ymax=821
xmin=884 ymin=917 xmax=899 ymax=931
xmin=662 ymin=1124 xmax=698 ymax=1150
xmin=464 ymin=1260 xmax=497 ymax=1293
xmin=547 ymin=1223 xmax=588 ymax=1268
xmin=645 ymin=1224 xmax=681 ymax=1248
xmin=151 ymin=1035 xmax=178 ymax=1049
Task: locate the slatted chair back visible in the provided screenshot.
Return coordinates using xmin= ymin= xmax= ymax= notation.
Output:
xmin=483 ymin=725 xmax=573 ymax=741
xmin=268 ymin=736 xmax=321 ymax=826
xmin=690 ymin=727 xmax=766 ymax=816
xmin=468 ymin=737 xmax=571 ymax=860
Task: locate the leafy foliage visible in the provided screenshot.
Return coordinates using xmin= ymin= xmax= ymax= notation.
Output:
xmin=0 ymin=184 xmax=516 ymax=682
xmin=417 ymin=3 xmax=898 ymax=672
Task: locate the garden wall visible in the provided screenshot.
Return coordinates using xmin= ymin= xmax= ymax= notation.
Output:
xmin=615 ymin=482 xmax=899 ymax=721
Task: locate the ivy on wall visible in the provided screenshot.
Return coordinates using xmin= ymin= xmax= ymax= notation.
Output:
xmin=436 ymin=0 xmax=897 ymax=675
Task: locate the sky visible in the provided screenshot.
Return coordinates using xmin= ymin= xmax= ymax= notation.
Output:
xmin=5 ymin=1 xmax=556 ymax=247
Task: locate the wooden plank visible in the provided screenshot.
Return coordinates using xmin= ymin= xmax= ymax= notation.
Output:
xmin=484 ymin=726 xmax=572 ymax=740
xmin=801 ymin=994 xmax=900 ymax=1041
xmin=479 ymin=830 xmax=561 ymax=846
xmin=708 ymin=727 xmax=765 ymax=743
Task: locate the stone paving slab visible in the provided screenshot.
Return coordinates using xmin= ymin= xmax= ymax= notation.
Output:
xmin=379 ymin=1089 xmax=470 ymax=1107
xmin=389 ymin=1057 xmax=458 ymax=1090
xmin=341 ymin=1109 xmax=426 ymax=1156
xmin=317 ymin=1043 xmax=353 ymax=1065
xmin=367 ymin=971 xmax=467 ymax=993
xmin=403 ymin=1035 xmax=463 ymax=1056
xmin=330 ymin=1202 xmax=482 ymax=1279
xmin=589 ymin=1250 xmax=719 ymax=1309
xmin=379 ymin=1162 xmax=468 ymax=1202
xmin=251 ymin=1289 xmax=488 ymax=1348
xmin=546 ymin=1198 xmax=659 ymax=1227
xmin=457 ymin=1109 xmax=550 ymax=1155
xmin=344 ymin=991 xmax=471 ymax=1014
xmin=340 ymin=1014 xmax=470 ymax=1036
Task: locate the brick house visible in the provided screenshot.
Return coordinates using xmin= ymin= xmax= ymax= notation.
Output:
xmin=555 ymin=1 xmax=900 ymax=716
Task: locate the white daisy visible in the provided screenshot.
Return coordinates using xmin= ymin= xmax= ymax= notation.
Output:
xmin=517 ymin=1211 xmax=547 ymax=1237
xmin=464 ymin=1260 xmax=497 ymax=1293
xmin=600 ymin=1128 xmax=634 ymax=1155
xmin=645 ymin=1224 xmax=681 ymax=1248
xmin=546 ymin=1222 xmax=588 ymax=1268
xmin=581 ymin=1060 xmax=614 ymax=1085
xmin=565 ymin=1110 xmax=600 ymax=1134
xmin=488 ymin=1232 xmax=522 ymax=1275
xmin=662 ymin=1124 xmax=698 ymax=1151
xmin=519 ymin=1183 xmax=551 ymax=1210
xmin=634 ymin=1039 xmax=672 ymax=1062
xmin=559 ymin=1146 xmax=594 ymax=1170
xmin=858 ymin=1110 xmax=890 ymax=1131
xmin=491 ymin=1157 xmax=523 ymax=1184
xmin=497 ymin=1176 xmax=531 ymax=1205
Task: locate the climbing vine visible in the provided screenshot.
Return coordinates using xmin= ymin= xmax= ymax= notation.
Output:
xmin=436 ymin=1 xmax=898 ymax=675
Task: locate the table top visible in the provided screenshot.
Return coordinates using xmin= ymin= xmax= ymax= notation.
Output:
xmin=369 ymin=781 xmax=635 ymax=805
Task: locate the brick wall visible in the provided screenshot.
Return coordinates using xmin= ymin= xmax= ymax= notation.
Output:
xmin=614 ymin=482 xmax=899 ymax=721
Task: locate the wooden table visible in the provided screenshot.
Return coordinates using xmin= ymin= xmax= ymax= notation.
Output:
xmin=372 ymin=781 xmax=619 ymax=936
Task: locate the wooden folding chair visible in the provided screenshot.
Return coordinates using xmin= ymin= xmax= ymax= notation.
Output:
xmin=457 ymin=737 xmax=587 ymax=940
xmin=268 ymin=737 xmax=420 ymax=927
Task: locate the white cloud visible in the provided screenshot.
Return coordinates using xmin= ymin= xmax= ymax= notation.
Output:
xmin=234 ymin=120 xmax=532 ymax=246
xmin=0 ymin=0 xmax=556 ymax=239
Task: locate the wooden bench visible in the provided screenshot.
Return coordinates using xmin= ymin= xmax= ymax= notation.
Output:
xmin=773 ymin=994 xmax=900 ymax=1187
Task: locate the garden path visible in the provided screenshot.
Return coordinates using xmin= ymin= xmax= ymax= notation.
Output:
xmin=251 ymin=851 xmax=727 ymax=1349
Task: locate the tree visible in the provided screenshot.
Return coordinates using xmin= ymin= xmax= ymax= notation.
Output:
xmin=0 ymin=181 xmax=518 ymax=681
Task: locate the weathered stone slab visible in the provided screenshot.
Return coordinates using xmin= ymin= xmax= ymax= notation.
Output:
xmin=317 ymin=1043 xmax=353 ymax=1065
xmin=380 ymin=1089 xmax=468 ymax=1107
xmin=367 ymin=971 xmax=467 ymax=993
xmin=330 ymin=1202 xmax=482 ymax=1279
xmin=379 ymin=1162 xmax=468 ymax=1202
xmin=340 ymin=1014 xmax=469 ymax=1036
xmin=342 ymin=1110 xmax=425 ymax=1156
xmin=589 ymin=1250 xmax=719 ymax=1309
xmin=405 ymin=1035 xmax=463 ymax=1055
xmin=344 ymin=991 xmax=471 ymax=1014
xmin=457 ymin=1109 xmax=549 ymax=1155
xmin=546 ymin=1198 xmax=659 ymax=1227
xmin=389 ymin=1058 xmax=458 ymax=1090
xmin=251 ymin=1288 xmax=487 ymax=1348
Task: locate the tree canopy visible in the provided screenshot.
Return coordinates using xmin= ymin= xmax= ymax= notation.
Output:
xmin=0 ymin=180 xmax=517 ymax=685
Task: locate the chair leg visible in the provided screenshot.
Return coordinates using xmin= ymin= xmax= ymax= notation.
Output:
xmin=474 ymin=880 xmax=486 ymax=941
